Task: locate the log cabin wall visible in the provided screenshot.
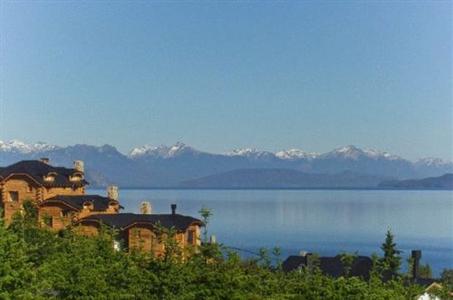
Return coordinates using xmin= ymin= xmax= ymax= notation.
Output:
xmin=39 ymin=202 xmax=76 ymax=230
xmin=0 ymin=176 xmax=41 ymax=224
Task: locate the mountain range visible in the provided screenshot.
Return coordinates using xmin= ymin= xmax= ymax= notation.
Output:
xmin=378 ymin=173 xmax=453 ymax=189
xmin=1 ymin=140 xmax=452 ymax=188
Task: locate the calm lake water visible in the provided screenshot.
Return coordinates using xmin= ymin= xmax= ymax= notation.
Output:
xmin=89 ymin=189 xmax=453 ymax=276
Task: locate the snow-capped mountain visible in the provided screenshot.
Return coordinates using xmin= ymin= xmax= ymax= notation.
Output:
xmin=415 ymin=157 xmax=453 ymax=167
xmin=275 ymin=149 xmax=320 ymax=160
xmin=321 ymin=145 xmax=402 ymax=161
xmin=226 ymin=148 xmax=275 ymax=159
xmin=129 ymin=142 xmax=199 ymax=158
xmin=0 ymin=140 xmax=59 ymax=153
xmin=322 ymin=145 xmax=364 ymax=159
xmin=1 ymin=139 xmax=452 ymax=187
xmin=362 ymin=148 xmax=401 ymax=160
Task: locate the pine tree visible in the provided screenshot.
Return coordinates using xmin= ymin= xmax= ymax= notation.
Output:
xmin=380 ymin=229 xmax=402 ymax=276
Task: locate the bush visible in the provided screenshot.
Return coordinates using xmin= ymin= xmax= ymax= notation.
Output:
xmin=0 ymin=212 xmax=426 ymax=299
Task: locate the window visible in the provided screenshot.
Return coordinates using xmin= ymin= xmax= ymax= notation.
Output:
xmin=61 ymin=210 xmax=72 ymax=218
xmin=70 ymin=174 xmax=81 ymax=182
xmin=42 ymin=215 xmax=53 ymax=227
xmin=187 ymin=230 xmax=196 ymax=244
xmin=44 ymin=175 xmax=55 ymax=182
xmin=9 ymin=191 xmax=19 ymax=202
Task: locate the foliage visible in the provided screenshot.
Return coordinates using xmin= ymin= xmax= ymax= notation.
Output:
xmin=418 ymin=263 xmax=432 ymax=279
xmin=380 ymin=229 xmax=401 ymax=277
xmin=338 ymin=251 xmax=358 ymax=277
xmin=198 ymin=206 xmax=212 ymax=243
xmin=406 ymin=256 xmax=432 ymax=279
xmin=441 ymin=269 xmax=453 ymax=291
xmin=0 ymin=210 xmax=427 ymax=299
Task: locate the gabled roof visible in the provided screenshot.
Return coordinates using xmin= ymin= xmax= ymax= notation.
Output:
xmin=78 ymin=213 xmax=203 ymax=232
xmin=282 ymin=255 xmax=373 ymax=279
xmin=0 ymin=160 xmax=88 ymax=187
xmin=41 ymin=195 xmax=122 ymax=212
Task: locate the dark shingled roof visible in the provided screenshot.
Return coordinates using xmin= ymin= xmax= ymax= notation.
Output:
xmin=413 ymin=277 xmax=439 ymax=287
xmin=0 ymin=160 xmax=88 ymax=187
xmin=78 ymin=213 xmax=203 ymax=231
xmin=42 ymin=195 xmax=122 ymax=212
xmin=282 ymin=255 xmax=373 ymax=280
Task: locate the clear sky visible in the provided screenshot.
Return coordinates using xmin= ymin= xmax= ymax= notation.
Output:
xmin=1 ymin=1 xmax=452 ymax=160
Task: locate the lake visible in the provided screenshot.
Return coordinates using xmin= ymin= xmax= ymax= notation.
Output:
xmin=89 ymin=189 xmax=453 ymax=276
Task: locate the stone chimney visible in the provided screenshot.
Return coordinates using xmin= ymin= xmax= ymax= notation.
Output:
xmin=140 ymin=201 xmax=152 ymax=214
xmin=74 ymin=160 xmax=84 ymax=172
xmin=40 ymin=157 xmax=50 ymax=164
xmin=411 ymin=250 xmax=422 ymax=279
xmin=107 ymin=185 xmax=119 ymax=201
xmin=171 ymin=204 xmax=177 ymax=215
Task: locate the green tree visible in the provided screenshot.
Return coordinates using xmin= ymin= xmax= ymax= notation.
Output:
xmin=198 ymin=206 xmax=212 ymax=243
xmin=418 ymin=263 xmax=432 ymax=279
xmin=339 ymin=252 xmax=358 ymax=277
xmin=0 ymin=211 xmax=36 ymax=298
xmin=441 ymin=268 xmax=453 ymax=291
xmin=380 ymin=229 xmax=401 ymax=276
xmin=0 ymin=207 xmax=428 ymax=299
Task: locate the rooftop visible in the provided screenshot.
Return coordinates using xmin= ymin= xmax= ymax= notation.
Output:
xmin=282 ymin=254 xmax=373 ymax=280
xmin=42 ymin=195 xmax=122 ymax=212
xmin=78 ymin=213 xmax=203 ymax=232
xmin=0 ymin=160 xmax=88 ymax=188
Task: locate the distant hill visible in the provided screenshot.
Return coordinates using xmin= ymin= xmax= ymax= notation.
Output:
xmin=180 ymin=169 xmax=390 ymax=189
xmin=378 ymin=173 xmax=453 ymax=189
xmin=1 ymin=140 xmax=452 ymax=188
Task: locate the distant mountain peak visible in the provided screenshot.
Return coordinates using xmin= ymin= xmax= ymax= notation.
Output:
xmin=322 ymin=145 xmax=402 ymax=161
xmin=275 ymin=149 xmax=320 ymax=160
xmin=0 ymin=139 xmax=59 ymax=153
xmin=226 ymin=148 xmax=275 ymax=159
xmin=362 ymin=148 xmax=401 ymax=160
xmin=415 ymin=157 xmax=452 ymax=167
xmin=129 ymin=142 xmax=197 ymax=158
xmin=227 ymin=148 xmax=258 ymax=156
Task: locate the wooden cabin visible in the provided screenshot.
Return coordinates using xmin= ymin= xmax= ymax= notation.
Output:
xmin=38 ymin=194 xmax=122 ymax=230
xmin=0 ymin=159 xmax=121 ymax=229
xmin=1 ymin=160 xmax=203 ymax=256
xmin=76 ymin=204 xmax=203 ymax=256
xmin=0 ymin=159 xmax=87 ymax=224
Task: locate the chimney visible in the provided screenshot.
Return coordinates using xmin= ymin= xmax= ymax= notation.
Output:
xmin=74 ymin=160 xmax=84 ymax=172
xmin=107 ymin=185 xmax=119 ymax=201
xmin=411 ymin=250 xmax=422 ymax=279
xmin=171 ymin=204 xmax=177 ymax=215
xmin=140 ymin=201 xmax=152 ymax=214
xmin=40 ymin=157 xmax=49 ymax=164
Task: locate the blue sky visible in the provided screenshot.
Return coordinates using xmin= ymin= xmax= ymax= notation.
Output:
xmin=1 ymin=1 xmax=452 ymax=160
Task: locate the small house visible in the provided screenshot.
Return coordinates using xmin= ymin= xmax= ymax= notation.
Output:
xmin=76 ymin=204 xmax=203 ymax=256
